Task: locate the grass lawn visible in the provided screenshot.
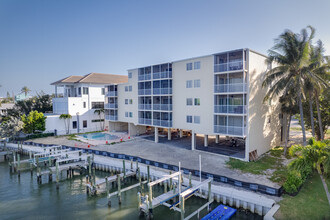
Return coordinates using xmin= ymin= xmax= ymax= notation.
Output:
xmin=226 ymin=147 xmax=288 ymax=184
xmin=274 ymin=172 xmax=330 ymax=220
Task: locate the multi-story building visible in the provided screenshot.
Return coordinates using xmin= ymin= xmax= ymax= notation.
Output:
xmin=46 ymin=73 xmax=127 ymax=135
xmin=105 ymin=49 xmax=284 ymax=161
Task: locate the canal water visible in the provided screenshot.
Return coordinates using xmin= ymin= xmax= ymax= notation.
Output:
xmin=0 ymin=159 xmax=262 ymax=220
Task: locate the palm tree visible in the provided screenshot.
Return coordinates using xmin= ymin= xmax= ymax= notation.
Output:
xmin=94 ymin=108 xmax=105 ymax=130
xmin=59 ymin=114 xmax=72 ymax=134
xmin=262 ymin=26 xmax=316 ymax=146
xmin=21 ymin=86 xmax=31 ymax=96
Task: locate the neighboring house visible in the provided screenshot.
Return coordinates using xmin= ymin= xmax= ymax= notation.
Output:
xmin=0 ymin=103 xmax=15 ymax=117
xmin=46 ymin=72 xmax=128 ymax=135
xmin=104 ymin=49 xmax=285 ymax=161
xmin=15 ymin=93 xmax=31 ymax=102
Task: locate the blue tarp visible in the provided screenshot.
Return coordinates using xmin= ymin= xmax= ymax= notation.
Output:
xmin=202 ymin=204 xmax=236 ymax=220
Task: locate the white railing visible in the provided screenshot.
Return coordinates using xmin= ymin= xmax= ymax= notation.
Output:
xmin=138 ymin=118 xmax=152 ymax=125
xmin=138 ymin=74 xmax=152 ymax=81
xmin=214 ymin=83 xmax=247 ymax=93
xmin=138 ymin=104 xmax=152 ymax=110
xmin=153 ymin=88 xmax=172 ymax=95
xmin=153 ymin=71 xmax=172 ymax=79
xmin=214 ymin=105 xmax=246 ymax=114
xmin=138 ymin=89 xmax=152 ymax=95
xmin=153 ymin=104 xmax=172 ymax=111
xmin=106 ymin=91 xmax=117 ymax=96
xmin=214 ymin=61 xmax=245 ymax=73
xmin=153 ymin=119 xmax=172 ymax=127
xmin=105 ymin=115 xmax=118 ymax=121
xmin=105 ymin=103 xmax=118 ymax=109
xmin=214 ymin=125 xmax=246 ymax=136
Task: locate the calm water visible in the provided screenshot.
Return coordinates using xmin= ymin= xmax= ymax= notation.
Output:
xmin=78 ymin=133 xmax=119 ymax=141
xmin=0 ymin=157 xmax=262 ymax=220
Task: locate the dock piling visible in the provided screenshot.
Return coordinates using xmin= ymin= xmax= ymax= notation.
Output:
xmin=117 ymin=174 xmax=121 ymax=204
xmin=106 ymin=177 xmax=111 ymax=207
xmin=56 ymin=162 xmax=59 ymax=189
xmin=17 ymin=154 xmax=20 ymax=178
xmin=147 ymin=165 xmax=150 ymax=183
xmin=189 ymin=172 xmax=192 ymax=188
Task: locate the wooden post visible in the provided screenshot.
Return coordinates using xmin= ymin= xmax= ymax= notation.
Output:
xmin=123 ymin=160 xmax=126 ymax=178
xmin=92 ymin=167 xmax=96 ymax=187
xmin=137 ymin=192 xmax=141 ymax=208
xmin=56 ymin=162 xmax=59 ymax=189
xmin=180 ymin=195 xmax=185 ymax=220
xmin=164 ymin=180 xmax=167 ymax=193
xmin=208 ymin=180 xmax=212 ymax=212
xmin=106 ymin=177 xmax=111 ymax=207
xmin=130 ymin=159 xmax=133 ymax=170
xmin=117 ymin=174 xmax=121 ymax=204
xmin=17 ymin=154 xmax=20 ymax=178
xmin=49 ymin=169 xmax=53 ymax=182
xmin=147 ymin=165 xmax=150 ymax=183
xmin=88 ymin=156 xmax=92 ymax=180
xmin=189 ymin=172 xmax=192 ymax=188
xmin=86 ymin=175 xmax=90 ymax=195
xmin=138 ymin=168 xmax=142 ymax=192
xmin=148 ymin=184 xmax=153 ymax=217
xmin=13 ymin=154 xmax=16 ymax=172
xmin=169 ymin=171 xmax=172 ymax=191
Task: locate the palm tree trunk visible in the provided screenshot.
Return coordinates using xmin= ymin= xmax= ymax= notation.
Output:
xmin=284 ymin=114 xmax=292 ymax=155
xmin=315 ymin=91 xmax=324 ymax=140
xmin=298 ymin=89 xmax=307 ymax=145
xmin=309 ymin=90 xmax=315 ymax=137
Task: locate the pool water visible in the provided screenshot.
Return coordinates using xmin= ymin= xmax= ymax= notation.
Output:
xmin=78 ymin=133 xmax=119 ymax=141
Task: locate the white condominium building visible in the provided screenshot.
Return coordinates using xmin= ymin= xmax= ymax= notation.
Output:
xmin=105 ymin=49 xmax=284 ymax=161
xmin=46 ymin=73 xmax=128 ymax=135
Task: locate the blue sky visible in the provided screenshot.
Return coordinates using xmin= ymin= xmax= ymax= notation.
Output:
xmin=0 ymin=0 xmax=330 ymax=97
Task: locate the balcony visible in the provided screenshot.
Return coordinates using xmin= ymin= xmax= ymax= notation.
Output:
xmin=153 ymin=88 xmax=172 ymax=95
xmin=138 ymin=89 xmax=152 ymax=96
xmin=214 ymin=125 xmax=246 ymax=136
xmin=153 ymin=104 xmax=172 ymax=111
xmin=138 ymin=118 xmax=152 ymax=125
xmin=214 ymin=83 xmax=247 ymax=93
xmin=105 ymin=115 xmax=118 ymax=121
xmin=106 ymin=91 xmax=117 ymax=97
xmin=153 ymin=119 xmax=172 ymax=127
xmin=214 ymin=105 xmax=246 ymax=114
xmin=138 ymin=104 xmax=152 ymax=110
xmin=214 ymin=61 xmax=245 ymax=73
xmin=105 ymin=103 xmax=118 ymax=109
xmin=153 ymin=71 xmax=172 ymax=80
xmin=138 ymin=74 xmax=151 ymax=81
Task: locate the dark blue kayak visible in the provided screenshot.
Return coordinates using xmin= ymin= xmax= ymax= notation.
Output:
xmin=202 ymin=204 xmax=236 ymax=220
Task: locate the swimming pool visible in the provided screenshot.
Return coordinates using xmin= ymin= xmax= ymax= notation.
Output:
xmin=78 ymin=133 xmax=119 ymax=141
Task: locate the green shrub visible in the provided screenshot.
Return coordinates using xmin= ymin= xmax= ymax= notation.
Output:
xmin=283 ymin=171 xmax=303 ymax=194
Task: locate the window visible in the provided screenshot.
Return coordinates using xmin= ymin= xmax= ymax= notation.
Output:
xmin=129 ymin=112 xmax=133 ymax=118
xmin=186 ymin=98 xmax=193 ymax=106
xmin=194 ymin=116 xmax=200 ymax=124
xmin=186 ymin=115 xmax=193 ymax=123
xmin=101 ymin=88 xmax=105 ymax=95
xmin=92 ymin=119 xmax=104 ymax=123
xmin=129 ymin=85 xmax=132 ymax=92
xmin=72 ymin=121 xmax=77 ymax=129
xmin=83 ymin=102 xmax=86 ymax=108
xmin=129 ymin=99 xmax=133 ymax=104
xmin=91 ymin=102 xmax=104 ymax=109
xmin=194 ymin=61 xmax=200 ymax=70
xmin=194 ymin=79 xmax=200 ymax=88
xmin=78 ymin=87 xmax=81 ymax=95
xmin=125 ymin=99 xmax=128 ymax=105
xmin=83 ymin=120 xmax=87 ymax=128
xmin=125 ymin=112 xmax=129 ymax=117
xmin=186 ymin=63 xmax=192 ymax=71
xmin=83 ymin=87 xmax=89 ymax=95
xmin=194 ymin=98 xmax=200 ymax=106
xmin=125 ymin=86 xmax=128 ymax=92
xmin=186 ymin=80 xmax=192 ymax=88
xmin=128 ymin=72 xmax=132 ymax=78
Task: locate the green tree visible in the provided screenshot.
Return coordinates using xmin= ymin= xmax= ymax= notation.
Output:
xmin=21 ymin=110 xmax=47 ymax=134
xmin=94 ymin=108 xmax=105 ymax=130
xmin=21 ymin=86 xmax=31 ymax=96
xmin=59 ymin=114 xmax=72 ymax=134
xmin=263 ymin=26 xmax=316 ymax=146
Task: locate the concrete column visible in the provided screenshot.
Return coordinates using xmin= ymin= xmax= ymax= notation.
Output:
xmin=204 ymin=135 xmax=208 ymax=147
xmin=168 ymin=128 xmax=171 ymax=140
xmin=179 ymin=129 xmax=183 ymax=138
xmin=215 ymin=135 xmax=219 ymax=144
xmin=191 ymin=131 xmax=196 ymax=150
xmin=155 ymin=127 xmax=159 ymax=143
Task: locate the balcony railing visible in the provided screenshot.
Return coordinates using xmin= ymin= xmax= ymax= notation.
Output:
xmin=153 ymin=119 xmax=172 ymax=127
xmin=153 ymin=71 xmax=172 ymax=80
xmin=138 ymin=74 xmax=152 ymax=81
xmin=105 ymin=115 xmax=118 ymax=121
xmin=153 ymin=104 xmax=173 ymax=111
xmin=138 ymin=118 xmax=152 ymax=125
xmin=138 ymin=104 xmax=152 ymax=110
xmin=138 ymin=89 xmax=152 ymax=96
xmin=214 ymin=61 xmax=245 ymax=73
xmin=214 ymin=125 xmax=246 ymax=136
xmin=153 ymin=88 xmax=172 ymax=95
xmin=214 ymin=83 xmax=247 ymax=93
xmin=106 ymin=91 xmax=118 ymax=96
xmin=105 ymin=103 xmax=118 ymax=109
xmin=214 ymin=105 xmax=246 ymax=114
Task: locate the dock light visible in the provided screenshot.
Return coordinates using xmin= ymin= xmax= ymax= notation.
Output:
xmin=106 ymin=141 xmax=108 ymax=144
xmin=120 ymin=138 xmax=123 ymax=142
xmin=88 ymin=145 xmax=90 ymax=148
xmin=128 ymin=136 xmax=130 ymax=139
